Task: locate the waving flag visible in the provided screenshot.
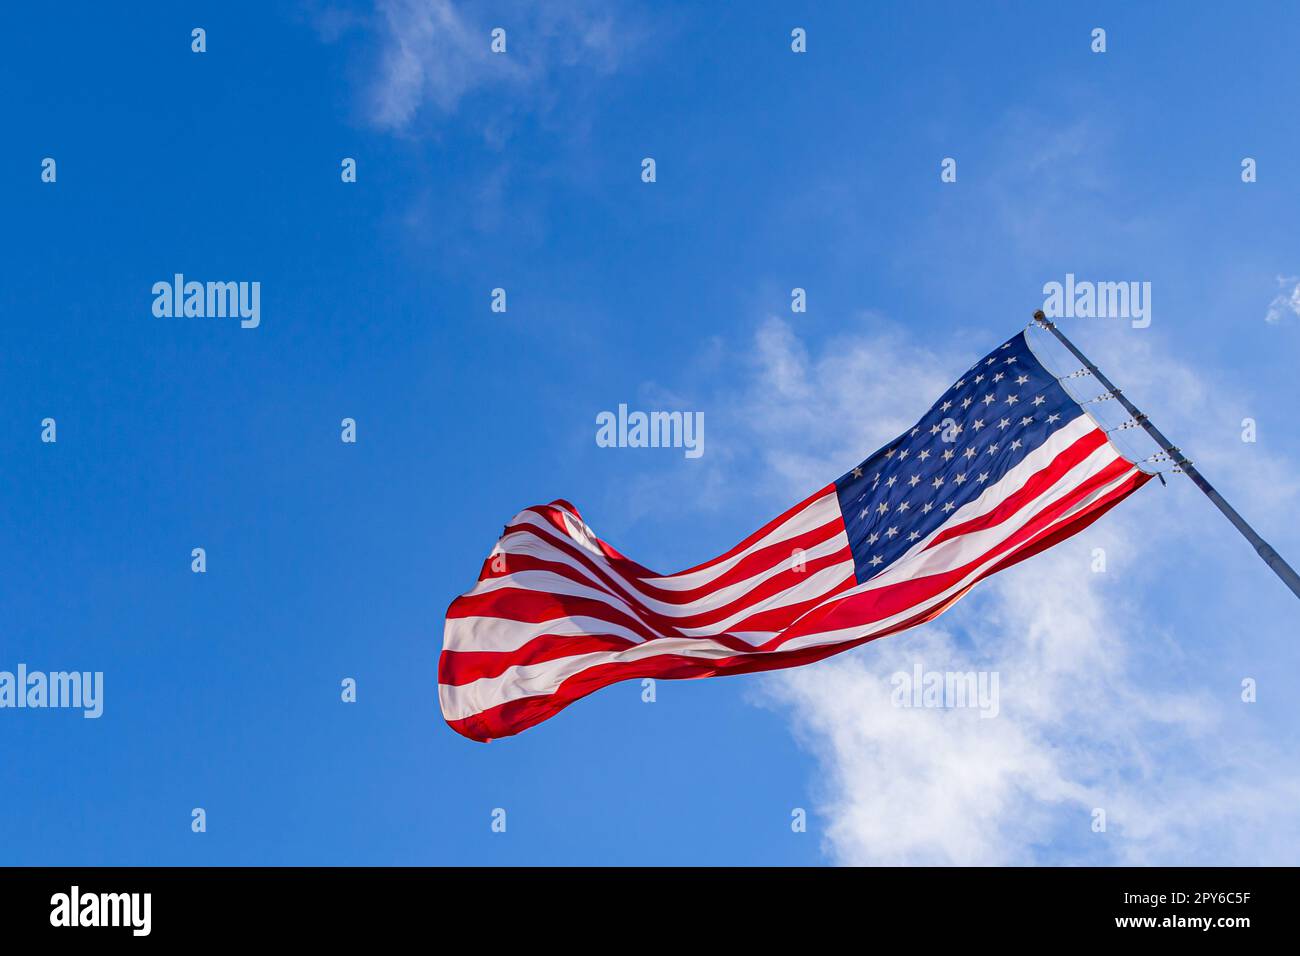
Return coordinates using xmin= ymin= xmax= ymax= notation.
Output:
xmin=439 ymin=330 xmax=1152 ymax=741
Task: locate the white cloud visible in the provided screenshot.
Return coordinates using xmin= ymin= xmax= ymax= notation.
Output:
xmin=663 ymin=314 xmax=961 ymax=514
xmin=716 ymin=316 xmax=1300 ymax=865
xmin=362 ymin=0 xmax=635 ymax=131
xmin=1265 ymin=275 xmax=1300 ymax=325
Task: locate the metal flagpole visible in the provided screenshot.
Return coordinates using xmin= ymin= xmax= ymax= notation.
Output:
xmin=1030 ymin=309 xmax=1300 ymax=602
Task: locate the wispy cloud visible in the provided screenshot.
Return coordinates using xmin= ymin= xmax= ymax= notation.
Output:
xmin=1265 ymin=275 xmax=1300 ymax=325
xmin=357 ymin=0 xmax=638 ymax=132
xmin=303 ymin=0 xmax=649 ymax=248
xmin=731 ymin=316 xmax=1300 ymax=865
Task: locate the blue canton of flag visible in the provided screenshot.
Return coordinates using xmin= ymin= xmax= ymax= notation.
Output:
xmin=835 ymin=332 xmax=1088 ymax=582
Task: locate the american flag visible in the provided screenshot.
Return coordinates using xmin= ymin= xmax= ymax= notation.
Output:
xmin=439 ymin=330 xmax=1152 ymax=741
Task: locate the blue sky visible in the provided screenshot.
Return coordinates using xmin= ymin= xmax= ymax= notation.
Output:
xmin=3 ymin=0 xmax=1299 ymax=865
